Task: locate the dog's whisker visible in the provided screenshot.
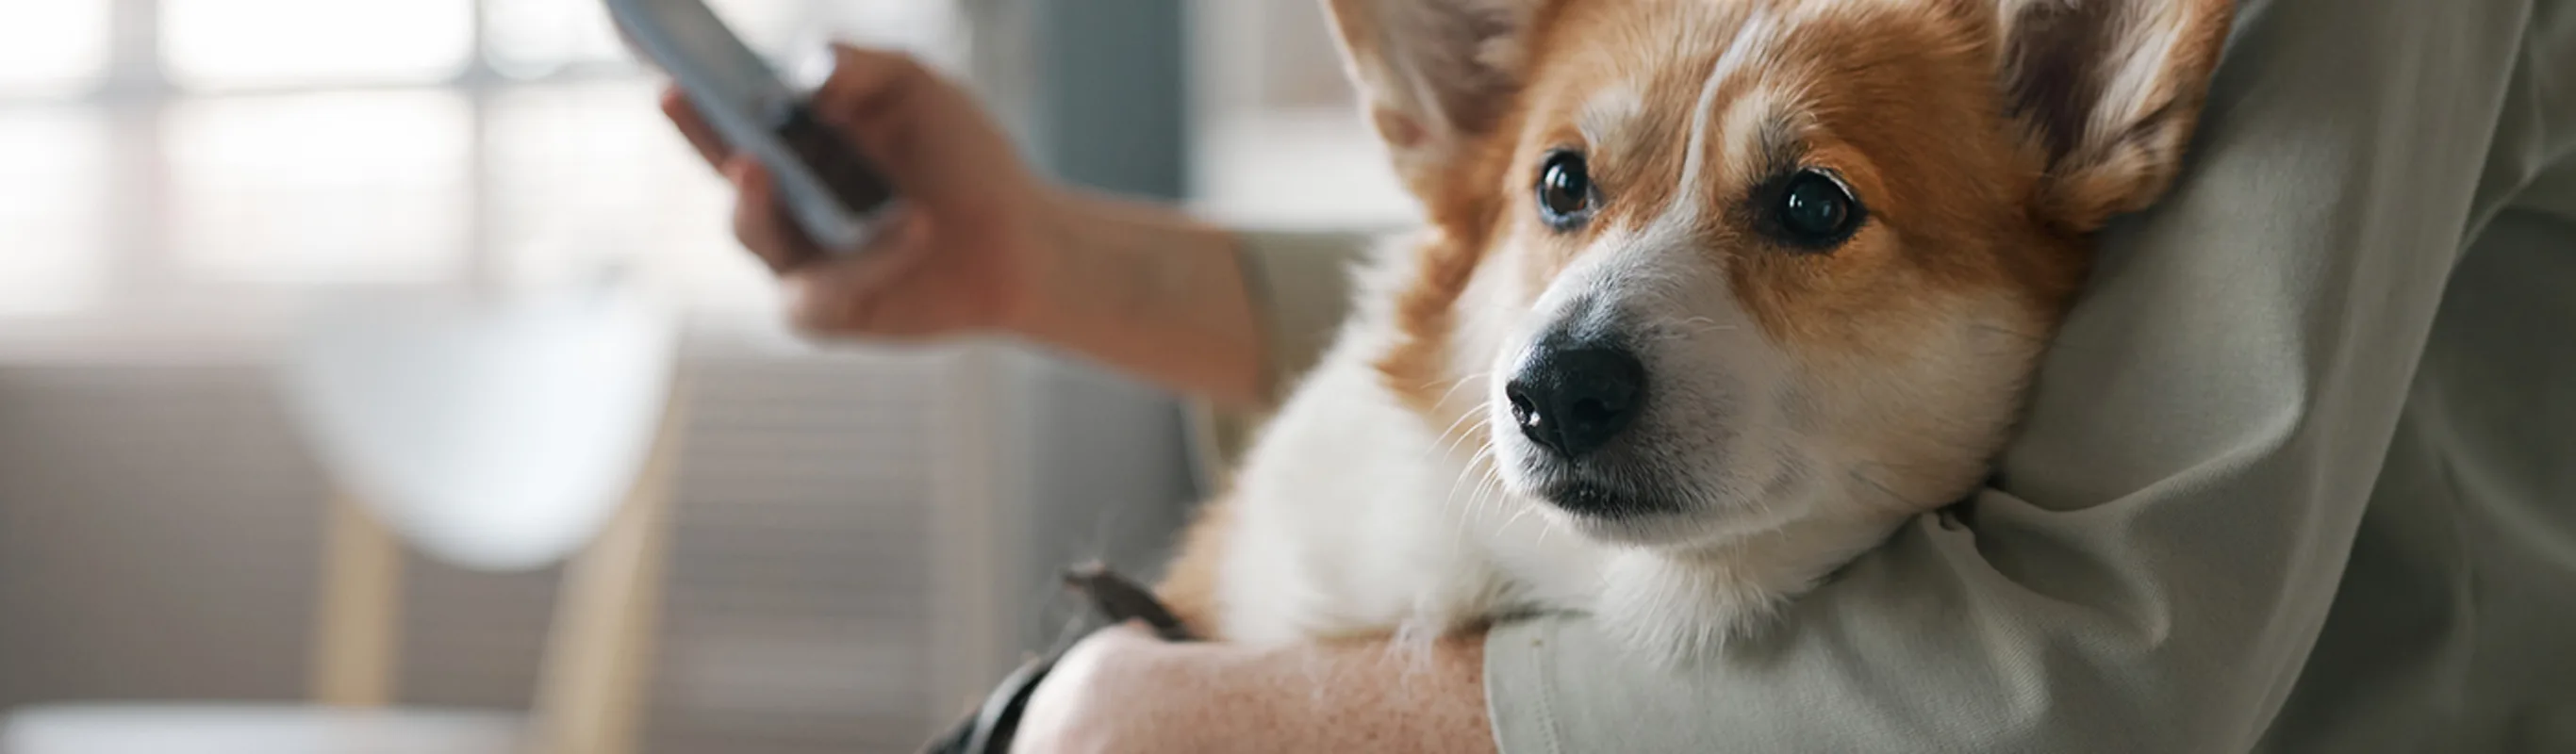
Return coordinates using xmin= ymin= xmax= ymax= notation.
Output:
xmin=1440 ymin=448 xmax=1490 ymax=518
xmin=1970 ymin=323 xmax=2079 ymax=351
xmin=1414 ymin=373 xmax=1497 ymax=459
xmin=1447 ymin=456 xmax=1490 ymax=518
xmin=1846 ymin=467 xmax=1929 ymax=509
xmin=1448 ymin=467 xmax=1486 ymax=546
xmin=1455 ymin=449 xmax=1509 ymax=552
xmin=1443 ymin=443 xmax=1501 ymax=548
xmin=1428 ymin=377 xmax=1496 ymax=459
xmin=1478 ymin=474 xmax=1508 ymax=523
xmin=1970 ymin=322 xmax=2046 ymax=339
xmin=1467 ymin=448 xmax=1502 ymax=516
xmin=1637 ymin=313 xmax=1739 ymax=342
xmin=1498 ymin=501 xmax=1544 ymax=539
xmin=1430 ymin=369 xmax=1494 ymax=407
xmin=1429 ymin=409 xmax=1489 ymax=461
xmin=1476 ymin=467 xmax=1511 ymax=528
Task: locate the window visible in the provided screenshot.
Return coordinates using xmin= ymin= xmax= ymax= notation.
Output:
xmin=1186 ymin=0 xmax=1415 ymax=228
xmin=0 ymin=107 xmax=109 ymax=315
xmin=165 ymin=91 xmax=475 ymax=283
xmin=486 ymin=0 xmax=633 ymax=78
xmin=0 ymin=4 xmax=113 ymax=97
xmin=483 ymin=80 xmax=764 ymax=304
xmin=0 ymin=0 xmax=959 ymax=321
xmin=162 ymin=0 xmax=477 ymax=90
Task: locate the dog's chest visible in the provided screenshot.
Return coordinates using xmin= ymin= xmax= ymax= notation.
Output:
xmin=1211 ymin=349 xmax=1610 ymax=644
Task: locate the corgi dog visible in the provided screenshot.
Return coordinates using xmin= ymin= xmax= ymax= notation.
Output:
xmin=1157 ymin=0 xmax=2236 ymax=665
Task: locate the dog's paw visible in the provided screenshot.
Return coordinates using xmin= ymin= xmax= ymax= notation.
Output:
xmin=1592 ymin=552 xmax=1794 ymax=667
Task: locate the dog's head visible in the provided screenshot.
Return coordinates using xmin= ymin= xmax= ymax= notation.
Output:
xmin=1329 ymin=0 xmax=2233 ymax=547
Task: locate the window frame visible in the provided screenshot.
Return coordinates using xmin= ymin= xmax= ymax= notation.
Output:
xmin=0 ymin=0 xmax=962 ymax=317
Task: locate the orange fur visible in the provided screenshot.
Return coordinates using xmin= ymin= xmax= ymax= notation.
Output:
xmin=1154 ymin=495 xmax=1232 ymax=636
xmin=1159 ymin=0 xmax=2235 ymax=647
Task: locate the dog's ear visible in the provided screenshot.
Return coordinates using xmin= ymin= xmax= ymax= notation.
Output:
xmin=1993 ymin=0 xmax=2236 ymax=232
xmin=1323 ymin=0 xmax=1546 ymax=204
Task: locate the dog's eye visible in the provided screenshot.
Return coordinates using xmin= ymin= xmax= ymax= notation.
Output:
xmin=1536 ymin=151 xmax=1593 ymax=229
xmin=1770 ymin=169 xmax=1864 ymax=249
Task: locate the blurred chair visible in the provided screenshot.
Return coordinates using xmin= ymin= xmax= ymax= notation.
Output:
xmin=1 ymin=283 xmax=687 ymax=754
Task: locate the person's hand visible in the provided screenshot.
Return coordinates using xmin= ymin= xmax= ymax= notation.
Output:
xmin=662 ymin=42 xmax=1269 ymax=404
xmin=661 ymin=44 xmax=1057 ymax=339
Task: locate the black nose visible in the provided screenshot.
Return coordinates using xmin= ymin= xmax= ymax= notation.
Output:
xmin=1505 ymin=344 xmax=1646 ymax=459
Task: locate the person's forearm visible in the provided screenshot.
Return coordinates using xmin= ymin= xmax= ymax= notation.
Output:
xmin=1178 ymin=634 xmax=1494 ymax=753
xmin=1016 ymin=623 xmax=1494 ymax=754
xmin=1009 ymin=189 xmax=1270 ymax=407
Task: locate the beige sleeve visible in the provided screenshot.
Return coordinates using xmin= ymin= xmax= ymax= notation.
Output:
xmin=1487 ymin=0 xmax=2576 ymax=751
xmin=1182 ymin=228 xmax=1372 ymax=491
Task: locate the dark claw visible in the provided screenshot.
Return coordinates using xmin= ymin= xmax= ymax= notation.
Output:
xmin=1061 ymin=561 xmax=1197 ymax=642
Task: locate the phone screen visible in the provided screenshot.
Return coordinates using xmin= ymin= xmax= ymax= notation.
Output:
xmin=607 ymin=0 xmax=894 ymax=253
xmin=632 ymin=0 xmax=796 ymax=118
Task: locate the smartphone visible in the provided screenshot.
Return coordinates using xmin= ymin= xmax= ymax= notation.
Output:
xmin=606 ymin=0 xmax=897 ymax=254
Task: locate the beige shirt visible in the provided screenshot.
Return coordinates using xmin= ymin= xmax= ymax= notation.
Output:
xmin=1191 ymin=0 xmax=2576 ymax=750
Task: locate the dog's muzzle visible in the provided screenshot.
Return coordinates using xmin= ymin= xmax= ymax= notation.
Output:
xmin=1506 ymin=333 xmax=1646 ymax=462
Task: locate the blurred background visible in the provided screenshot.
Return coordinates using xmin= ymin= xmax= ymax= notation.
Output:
xmin=0 ymin=1 xmax=1413 ymax=751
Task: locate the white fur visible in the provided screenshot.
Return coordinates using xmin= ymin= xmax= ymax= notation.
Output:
xmin=1214 ymin=14 xmax=1932 ymax=666
xmin=1575 ymin=86 xmax=1643 ymax=151
xmin=1677 ymin=9 xmax=1770 ymax=211
xmin=1210 ymin=213 xmax=1944 ymax=666
xmin=1214 ymin=236 xmax=1527 ymax=647
xmin=1203 ymin=0 xmax=2166 ymax=668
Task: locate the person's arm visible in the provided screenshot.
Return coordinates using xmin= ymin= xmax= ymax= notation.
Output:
xmin=1017 ymin=0 xmax=2567 ymax=751
xmin=1010 ymin=190 xmax=1270 ymax=407
xmin=1012 ymin=623 xmax=1493 ymax=754
xmin=1471 ymin=3 xmax=2545 ymax=747
xmin=663 ymin=47 xmax=1274 ymax=407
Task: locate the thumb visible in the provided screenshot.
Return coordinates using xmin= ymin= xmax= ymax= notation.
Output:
xmin=781 ymin=208 xmax=933 ymax=334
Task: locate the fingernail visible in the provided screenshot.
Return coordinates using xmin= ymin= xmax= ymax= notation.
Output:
xmin=780 ymin=277 xmax=822 ymax=321
xmin=789 ymin=42 xmax=837 ymax=91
